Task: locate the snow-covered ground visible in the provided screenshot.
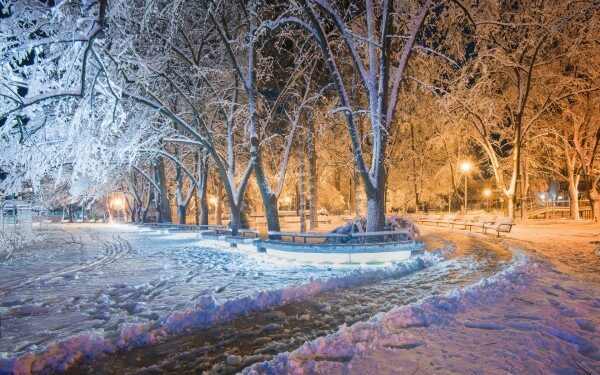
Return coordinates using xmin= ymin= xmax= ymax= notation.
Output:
xmin=245 ymin=221 xmax=600 ymax=375
xmin=2 ymin=221 xmax=598 ymax=374
xmin=0 ymin=224 xmax=441 ymax=374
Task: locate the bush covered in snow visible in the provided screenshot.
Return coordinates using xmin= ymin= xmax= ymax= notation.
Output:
xmin=328 ymin=215 xmax=420 ymax=243
xmin=0 ymin=228 xmax=34 ymax=259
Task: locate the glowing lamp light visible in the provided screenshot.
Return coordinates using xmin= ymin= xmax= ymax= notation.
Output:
xmin=112 ymin=197 xmax=124 ymax=209
xmin=209 ymin=196 xmax=217 ymax=205
xmin=283 ymin=196 xmax=292 ymax=205
xmin=483 ymin=189 xmax=491 ymax=198
xmin=460 ymin=161 xmax=472 ymax=173
xmin=558 ymin=196 xmax=563 ymax=200
xmin=539 ymin=193 xmax=546 ymax=200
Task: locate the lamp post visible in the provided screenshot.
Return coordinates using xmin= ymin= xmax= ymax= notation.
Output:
xmin=483 ymin=188 xmax=491 ymax=212
xmin=460 ymin=161 xmax=472 ymax=214
xmin=111 ymin=197 xmax=124 ymax=222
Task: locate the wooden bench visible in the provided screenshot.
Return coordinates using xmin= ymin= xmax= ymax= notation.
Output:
xmin=420 ymin=214 xmax=442 ymax=224
xmin=466 ymin=216 xmax=515 ymax=237
xmin=267 ymin=231 xmax=348 ymax=244
xmin=482 ymin=217 xmax=516 ymax=237
xmin=317 ymin=216 xmax=332 ymax=224
xmin=215 ymin=228 xmax=259 ymax=238
xmin=465 ymin=216 xmax=497 ymax=232
xmin=450 ymin=215 xmax=476 ymax=229
xmin=434 ymin=215 xmax=458 ymax=227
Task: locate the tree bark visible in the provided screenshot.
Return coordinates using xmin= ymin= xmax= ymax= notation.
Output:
xmin=365 ymin=169 xmax=386 ymax=232
xmin=569 ymin=181 xmax=580 ymax=220
xmin=153 ymin=158 xmax=172 ymax=223
xmin=299 ymin=133 xmax=306 ymax=233
xmin=198 ymin=167 xmax=209 ymax=226
xmin=215 ymin=182 xmax=223 ymax=226
xmin=506 ymin=194 xmax=515 ymax=219
xmin=587 ymin=176 xmax=600 ymax=222
xmin=177 ymin=205 xmax=186 ymax=225
xmin=307 ymin=112 xmax=318 ymax=229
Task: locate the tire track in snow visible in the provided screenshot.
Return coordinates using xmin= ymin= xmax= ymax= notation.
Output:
xmin=0 ymin=233 xmax=131 ymax=293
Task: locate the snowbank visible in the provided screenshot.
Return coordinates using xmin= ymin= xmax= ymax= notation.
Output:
xmin=242 ymin=253 xmax=600 ymax=374
xmin=0 ymin=252 xmax=442 ymax=375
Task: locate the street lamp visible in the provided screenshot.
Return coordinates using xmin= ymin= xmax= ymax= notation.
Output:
xmin=111 ymin=197 xmax=124 ymax=221
xmin=460 ymin=161 xmax=472 ymax=214
xmin=483 ymin=188 xmax=492 ymax=212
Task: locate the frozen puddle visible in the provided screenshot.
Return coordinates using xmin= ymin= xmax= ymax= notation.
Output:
xmin=0 ymin=224 xmax=451 ymax=374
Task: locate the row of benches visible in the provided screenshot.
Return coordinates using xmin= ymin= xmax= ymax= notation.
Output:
xmin=417 ymin=214 xmax=516 ymax=237
xmin=137 ymin=223 xmax=260 ymax=238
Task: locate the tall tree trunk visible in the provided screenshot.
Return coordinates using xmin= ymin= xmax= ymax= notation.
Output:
xmin=177 ymin=205 xmax=186 ymax=225
xmin=68 ymin=205 xmax=74 ymax=223
xmin=194 ymin=193 xmax=200 ymax=225
xmin=299 ymin=134 xmax=306 ymax=233
xmin=174 ymin=156 xmax=186 ymax=224
xmin=410 ymin=122 xmax=420 ymax=214
xmin=587 ymin=176 xmax=600 ymax=222
xmin=199 ymin=174 xmax=209 ymax=226
xmin=153 ymin=158 xmax=172 ymax=223
xmin=506 ymin=194 xmax=516 ymax=219
xmin=229 ymin=205 xmax=242 ymax=235
xmin=307 ymin=112 xmax=318 ymax=229
xmin=354 ymin=171 xmax=362 ymax=216
xmin=365 ymin=166 xmax=386 ymax=232
xmin=215 ymin=182 xmax=223 ymax=226
xmin=569 ymin=179 xmax=580 ymax=220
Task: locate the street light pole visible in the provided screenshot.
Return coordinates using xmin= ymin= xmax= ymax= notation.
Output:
xmin=460 ymin=161 xmax=472 ymax=215
xmin=464 ymin=174 xmax=468 ymax=214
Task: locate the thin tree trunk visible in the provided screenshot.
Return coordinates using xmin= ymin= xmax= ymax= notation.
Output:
xmin=410 ymin=122 xmax=420 ymax=214
xmin=194 ymin=193 xmax=200 ymax=225
xmin=299 ymin=133 xmax=306 ymax=233
xmin=215 ymin=182 xmax=223 ymax=226
xmin=354 ymin=171 xmax=362 ymax=216
xmin=174 ymin=154 xmax=186 ymax=224
xmin=153 ymin=158 xmax=171 ymax=223
xmin=199 ymin=171 xmax=209 ymax=226
xmin=307 ymin=112 xmax=318 ymax=229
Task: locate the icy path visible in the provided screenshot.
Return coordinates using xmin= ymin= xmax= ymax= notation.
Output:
xmin=0 ymin=224 xmax=440 ymax=374
xmin=63 ymin=231 xmax=512 ymax=374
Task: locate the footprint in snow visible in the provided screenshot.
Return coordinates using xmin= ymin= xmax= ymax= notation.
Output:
xmin=575 ymin=319 xmax=596 ymax=333
xmin=464 ymin=322 xmax=505 ymax=330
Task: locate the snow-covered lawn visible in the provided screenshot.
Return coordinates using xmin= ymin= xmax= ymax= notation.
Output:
xmin=0 ymin=224 xmax=440 ymax=374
